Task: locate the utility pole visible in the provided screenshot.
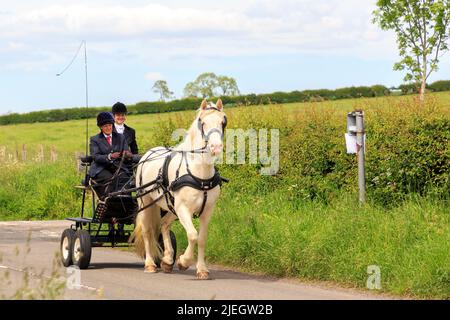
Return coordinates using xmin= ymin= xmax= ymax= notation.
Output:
xmin=355 ymin=111 xmax=366 ymax=203
xmin=346 ymin=110 xmax=366 ymax=204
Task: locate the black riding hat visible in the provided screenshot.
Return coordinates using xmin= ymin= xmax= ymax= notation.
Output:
xmin=97 ymin=112 xmax=115 ymax=127
xmin=112 ymin=102 xmax=127 ymax=114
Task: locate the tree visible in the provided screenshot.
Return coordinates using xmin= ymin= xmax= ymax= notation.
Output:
xmin=183 ymin=81 xmax=200 ymax=98
xmin=184 ymin=72 xmax=219 ymax=98
xmin=217 ymin=76 xmax=240 ymax=96
xmin=152 ymin=80 xmax=174 ymax=101
xmin=373 ymin=0 xmax=450 ymax=101
xmin=183 ymin=72 xmax=240 ymax=98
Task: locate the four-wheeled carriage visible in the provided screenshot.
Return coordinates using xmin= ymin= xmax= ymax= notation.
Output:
xmin=60 ymin=156 xmax=177 ymax=269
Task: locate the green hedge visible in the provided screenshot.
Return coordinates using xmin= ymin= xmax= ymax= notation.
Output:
xmin=0 ymin=85 xmax=392 ymax=125
xmin=2 ymin=80 xmax=450 ymax=126
xmin=428 ymin=80 xmax=450 ymax=92
xmin=396 ymin=80 xmax=450 ymax=94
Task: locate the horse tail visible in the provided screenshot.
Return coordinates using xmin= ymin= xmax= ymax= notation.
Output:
xmin=129 ymin=149 xmax=164 ymax=261
xmin=129 ymin=214 xmax=145 ymax=259
xmin=129 ymin=161 xmax=145 ymax=258
xmin=130 ymin=208 xmax=162 ymax=260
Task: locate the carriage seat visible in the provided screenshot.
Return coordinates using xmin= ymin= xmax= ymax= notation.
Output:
xmin=78 ymin=154 xmax=140 ymax=188
xmin=80 ymin=155 xmax=93 ymax=166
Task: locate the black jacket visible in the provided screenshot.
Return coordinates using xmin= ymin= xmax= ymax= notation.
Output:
xmin=88 ymin=131 xmax=129 ymax=178
xmin=114 ymin=124 xmax=139 ymax=154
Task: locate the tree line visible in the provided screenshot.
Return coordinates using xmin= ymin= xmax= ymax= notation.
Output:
xmin=151 ymin=72 xmax=240 ymax=102
xmin=2 ymin=79 xmax=450 ymax=125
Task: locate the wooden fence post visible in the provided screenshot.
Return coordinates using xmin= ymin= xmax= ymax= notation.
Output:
xmin=22 ymin=144 xmax=27 ymax=162
xmin=75 ymin=152 xmax=83 ymax=172
xmin=50 ymin=146 xmax=58 ymax=162
xmin=0 ymin=146 xmax=5 ymax=163
xmin=36 ymin=145 xmax=44 ymax=162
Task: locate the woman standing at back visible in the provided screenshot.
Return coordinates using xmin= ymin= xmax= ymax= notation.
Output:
xmin=112 ymin=102 xmax=139 ymax=155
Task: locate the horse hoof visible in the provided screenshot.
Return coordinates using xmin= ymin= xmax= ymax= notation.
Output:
xmin=160 ymin=261 xmax=174 ymax=273
xmin=176 ymin=258 xmax=189 ymax=271
xmin=196 ymin=271 xmax=210 ymax=280
xmin=144 ymin=265 xmax=157 ymax=273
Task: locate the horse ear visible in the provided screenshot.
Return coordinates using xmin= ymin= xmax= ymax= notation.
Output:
xmin=201 ymin=99 xmax=208 ymax=109
xmin=216 ymin=99 xmax=223 ymax=110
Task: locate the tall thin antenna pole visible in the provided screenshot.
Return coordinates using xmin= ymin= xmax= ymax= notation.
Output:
xmin=56 ymin=40 xmax=90 ymax=218
xmin=56 ymin=40 xmax=90 ymax=156
xmin=83 ymin=40 xmax=89 ymax=157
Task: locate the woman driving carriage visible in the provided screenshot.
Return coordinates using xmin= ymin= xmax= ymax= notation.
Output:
xmin=89 ymin=112 xmax=133 ymax=199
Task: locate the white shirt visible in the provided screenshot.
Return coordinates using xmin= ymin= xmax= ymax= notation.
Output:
xmin=115 ymin=123 xmax=125 ymax=134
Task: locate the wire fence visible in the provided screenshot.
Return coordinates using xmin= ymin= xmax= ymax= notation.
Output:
xmin=0 ymin=145 xmax=59 ymax=165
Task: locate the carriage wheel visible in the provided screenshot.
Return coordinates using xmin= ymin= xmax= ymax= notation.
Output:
xmin=60 ymin=229 xmax=76 ymax=267
xmin=72 ymin=229 xmax=92 ymax=269
xmin=155 ymin=230 xmax=177 ymax=267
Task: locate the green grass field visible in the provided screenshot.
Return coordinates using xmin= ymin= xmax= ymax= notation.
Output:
xmin=0 ymin=92 xmax=449 ymax=298
xmin=1 ymin=91 xmax=448 ymax=156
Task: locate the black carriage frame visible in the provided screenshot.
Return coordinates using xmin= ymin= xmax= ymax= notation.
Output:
xmin=68 ymin=156 xmax=138 ymax=248
xmin=61 ymin=156 xmax=177 ymax=270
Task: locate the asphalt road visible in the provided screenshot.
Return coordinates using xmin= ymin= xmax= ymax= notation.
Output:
xmin=0 ymin=220 xmax=390 ymax=300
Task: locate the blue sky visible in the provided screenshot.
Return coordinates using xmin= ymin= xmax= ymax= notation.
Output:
xmin=1 ymin=0 xmax=450 ymax=114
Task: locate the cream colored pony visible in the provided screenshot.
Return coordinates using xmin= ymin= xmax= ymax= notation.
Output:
xmin=131 ymin=99 xmax=226 ymax=280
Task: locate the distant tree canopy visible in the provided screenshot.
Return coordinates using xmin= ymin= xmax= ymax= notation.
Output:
xmin=217 ymin=76 xmax=241 ymax=96
xmin=183 ymin=72 xmax=240 ymax=98
xmin=152 ymin=80 xmax=174 ymax=102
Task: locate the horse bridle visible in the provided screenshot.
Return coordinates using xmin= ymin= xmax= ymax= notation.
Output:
xmin=197 ymin=106 xmax=227 ymax=143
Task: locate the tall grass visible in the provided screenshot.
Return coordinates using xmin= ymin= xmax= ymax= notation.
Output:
xmin=200 ymin=190 xmax=450 ymax=298
xmin=0 ymin=157 xmax=80 ymax=221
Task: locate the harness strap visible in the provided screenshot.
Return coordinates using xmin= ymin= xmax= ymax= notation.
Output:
xmin=198 ymin=191 xmax=208 ymax=218
xmin=108 ymin=177 xmax=161 ymax=197
xmin=131 ymin=192 xmax=166 ymax=217
xmin=130 ymin=147 xmax=229 ymax=220
xmin=176 ymin=152 xmax=184 ymax=178
xmin=170 ymin=171 xmax=222 ymax=192
xmin=161 ymin=152 xmax=178 ymax=216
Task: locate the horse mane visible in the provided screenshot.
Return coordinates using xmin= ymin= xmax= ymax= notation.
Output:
xmin=186 ymin=109 xmax=202 ymax=146
xmin=174 ymin=108 xmax=203 ymax=150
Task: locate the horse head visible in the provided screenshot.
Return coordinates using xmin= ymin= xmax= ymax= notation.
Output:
xmin=197 ymin=99 xmax=227 ymax=156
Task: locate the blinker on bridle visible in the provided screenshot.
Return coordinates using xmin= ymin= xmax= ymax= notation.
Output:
xmin=197 ymin=106 xmax=227 ymax=142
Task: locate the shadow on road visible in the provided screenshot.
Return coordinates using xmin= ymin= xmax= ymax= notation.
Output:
xmin=88 ymin=262 xmax=144 ymax=270
xmin=88 ymin=262 xmax=278 ymax=284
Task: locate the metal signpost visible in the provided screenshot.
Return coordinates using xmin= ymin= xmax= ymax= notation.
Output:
xmin=345 ymin=110 xmax=366 ymax=204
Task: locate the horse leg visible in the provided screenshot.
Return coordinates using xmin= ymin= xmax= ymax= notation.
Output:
xmin=175 ymin=204 xmax=198 ymax=271
xmin=140 ymin=204 xmax=161 ymax=273
xmin=196 ymin=205 xmax=214 ymax=280
xmin=160 ymin=212 xmax=177 ymax=273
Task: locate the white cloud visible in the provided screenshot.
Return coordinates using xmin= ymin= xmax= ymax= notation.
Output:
xmin=0 ymin=0 xmax=398 ymax=71
xmin=145 ymin=72 xmax=164 ymax=82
